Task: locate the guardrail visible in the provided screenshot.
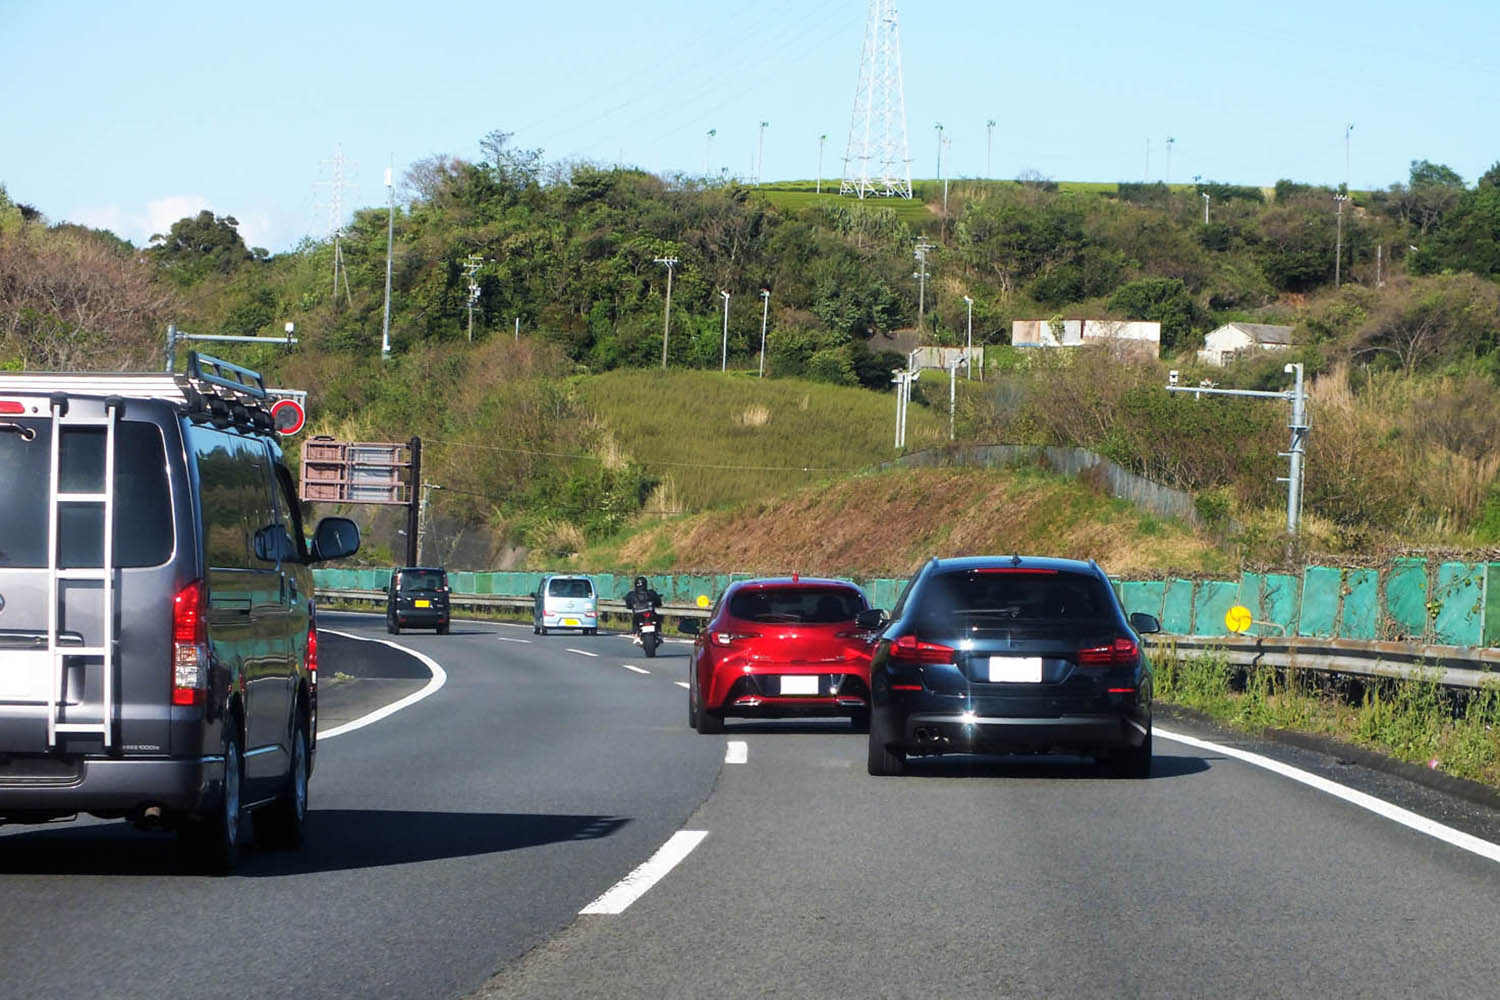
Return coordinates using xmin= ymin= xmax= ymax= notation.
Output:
xmin=316 ymin=587 xmax=1498 ymax=688
xmin=315 ymin=588 xmax=713 ymax=619
xmin=1145 ymin=634 xmax=1500 ymax=690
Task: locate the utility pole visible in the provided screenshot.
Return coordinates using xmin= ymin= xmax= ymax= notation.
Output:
xmin=816 ymin=133 xmax=827 ymax=194
xmin=758 ymin=288 xmax=771 ymax=377
xmin=913 ymin=242 xmax=935 ymax=334
xmin=948 ymin=358 xmax=959 ymax=440
xmin=757 ymin=121 xmax=769 ymax=185
xmin=654 ymin=257 xmax=678 ymax=368
xmin=1202 ymin=191 xmax=1210 ymax=224
xmin=1334 ymin=193 xmax=1348 ymax=287
xmin=891 ymin=366 xmax=919 ymax=449
xmin=462 ymin=253 xmax=483 ymax=342
xmin=720 ymin=290 xmax=731 ymax=371
xmin=986 ymin=119 xmax=995 ymax=178
xmin=941 ymin=134 xmax=952 ymax=219
xmin=1345 ymin=122 xmax=1354 ymax=194
xmin=416 ymin=481 xmax=442 ymax=565
xmin=404 ymin=436 xmax=422 ymax=565
xmin=380 ymin=161 xmax=394 ymax=362
xmin=963 ymin=295 xmax=974 ymax=380
xmin=705 ymin=129 xmax=716 ymax=178
xmin=1165 ymin=136 xmax=1175 ymax=186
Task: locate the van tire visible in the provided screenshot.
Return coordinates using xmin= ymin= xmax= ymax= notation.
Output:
xmin=183 ymin=728 xmax=243 ymax=873
xmin=254 ymin=715 xmax=309 ymax=849
xmin=437 ymin=622 xmax=450 ymax=635
xmin=538 ymin=625 xmax=548 ymax=636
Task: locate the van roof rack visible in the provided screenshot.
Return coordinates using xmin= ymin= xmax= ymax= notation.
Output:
xmin=0 ymin=351 xmax=275 ymax=436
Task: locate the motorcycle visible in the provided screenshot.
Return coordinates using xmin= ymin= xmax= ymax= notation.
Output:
xmin=633 ymin=607 xmax=661 ymax=658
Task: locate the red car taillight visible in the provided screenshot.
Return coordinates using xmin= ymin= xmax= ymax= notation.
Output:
xmin=1077 ymin=637 xmax=1139 ymax=666
xmin=172 ymin=580 xmax=208 ymax=707
xmin=712 ymin=630 xmax=762 ymax=647
xmin=888 ymin=634 xmax=955 ymax=665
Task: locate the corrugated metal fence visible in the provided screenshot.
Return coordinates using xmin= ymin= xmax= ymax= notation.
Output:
xmin=315 ymin=556 xmax=1500 ymax=646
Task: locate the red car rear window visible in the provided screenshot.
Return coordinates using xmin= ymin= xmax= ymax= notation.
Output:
xmin=728 ymin=587 xmax=862 ymax=624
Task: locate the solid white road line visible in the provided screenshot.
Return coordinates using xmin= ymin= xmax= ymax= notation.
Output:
xmin=495 ymin=636 xmax=532 ymax=644
xmin=622 ymin=664 xmax=650 ymax=675
xmin=674 ymin=681 xmax=690 ymax=689
xmin=579 ymin=830 xmax=709 ymax=915
xmin=568 ymin=648 xmax=600 ymax=657
xmin=1156 ymin=726 xmax=1500 ymax=866
xmin=318 ymin=629 xmax=448 ymax=740
xmin=725 ymin=740 xmax=748 ymax=764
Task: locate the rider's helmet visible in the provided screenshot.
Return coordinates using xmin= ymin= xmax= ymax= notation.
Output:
xmin=634 ymin=576 xmax=648 ymax=590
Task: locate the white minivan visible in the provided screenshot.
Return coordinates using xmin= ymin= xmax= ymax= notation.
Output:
xmin=533 ymin=575 xmax=598 ymax=635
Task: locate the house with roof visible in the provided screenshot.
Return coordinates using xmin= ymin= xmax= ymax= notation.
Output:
xmin=1197 ymin=322 xmax=1293 ymax=366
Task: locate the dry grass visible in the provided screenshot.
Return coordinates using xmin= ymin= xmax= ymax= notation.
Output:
xmin=586 ymin=466 xmax=1228 ymax=578
xmin=733 ymin=403 xmax=772 ymax=428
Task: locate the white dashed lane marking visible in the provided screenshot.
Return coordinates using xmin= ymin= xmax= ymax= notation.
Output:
xmin=568 ymin=648 xmax=600 ymax=657
xmin=622 ymin=664 xmax=650 ymax=675
xmin=674 ymin=681 xmax=690 ymax=689
xmin=725 ymin=741 xmax=748 ymax=764
xmin=495 ymin=636 xmax=532 ymax=644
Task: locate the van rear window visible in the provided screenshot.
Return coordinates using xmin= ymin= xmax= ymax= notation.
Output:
xmin=398 ymin=570 xmax=447 ymax=591
xmin=547 ymin=578 xmax=593 ymax=598
xmin=0 ymin=418 xmax=172 ymax=568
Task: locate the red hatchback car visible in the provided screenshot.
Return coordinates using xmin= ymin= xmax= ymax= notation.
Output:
xmin=681 ymin=577 xmax=874 ymax=733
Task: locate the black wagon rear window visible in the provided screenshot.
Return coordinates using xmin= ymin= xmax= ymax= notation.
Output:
xmin=0 ymin=418 xmax=172 ymax=569
xmin=728 ymin=587 xmax=862 ymax=624
xmin=547 ymin=578 xmax=593 ymax=598
xmin=399 ymin=570 xmax=447 ymax=591
xmin=920 ymin=570 xmax=1114 ymax=624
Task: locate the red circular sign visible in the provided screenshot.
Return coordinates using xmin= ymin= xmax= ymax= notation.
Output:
xmin=270 ymin=398 xmax=306 ymax=436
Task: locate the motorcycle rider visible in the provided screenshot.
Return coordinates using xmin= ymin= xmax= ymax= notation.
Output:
xmin=624 ymin=576 xmax=662 ymax=644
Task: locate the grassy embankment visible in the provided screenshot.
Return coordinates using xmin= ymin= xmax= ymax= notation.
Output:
xmin=1155 ymin=650 xmax=1500 ymax=788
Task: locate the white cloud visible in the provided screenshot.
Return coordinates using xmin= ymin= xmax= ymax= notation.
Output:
xmin=63 ymin=195 xmax=277 ymax=252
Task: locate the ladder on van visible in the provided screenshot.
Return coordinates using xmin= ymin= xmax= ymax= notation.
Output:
xmin=45 ymin=394 xmax=119 ymax=749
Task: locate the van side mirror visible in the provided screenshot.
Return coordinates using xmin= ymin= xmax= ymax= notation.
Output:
xmin=679 ymin=619 xmax=701 ymax=636
xmin=1129 ymin=612 xmax=1161 ymax=635
xmin=855 ymin=609 xmax=888 ymax=630
xmin=309 ymin=516 xmax=360 ymax=562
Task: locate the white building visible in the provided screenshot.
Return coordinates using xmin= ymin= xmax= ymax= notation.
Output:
xmin=1011 ymin=319 xmax=1160 ymax=359
xmin=1196 ymin=323 xmax=1293 ymax=366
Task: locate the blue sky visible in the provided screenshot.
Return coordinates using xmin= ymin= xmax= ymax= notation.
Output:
xmin=3 ymin=0 xmax=1496 ymax=252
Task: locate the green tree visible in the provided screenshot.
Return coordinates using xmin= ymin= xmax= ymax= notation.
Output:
xmin=1107 ymin=277 xmax=1199 ymax=353
xmin=148 ymin=210 xmax=254 ymax=283
xmin=1410 ymin=185 xmax=1500 ymax=278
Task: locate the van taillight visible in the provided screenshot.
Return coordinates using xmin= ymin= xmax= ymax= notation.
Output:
xmin=172 ymin=580 xmax=208 ymax=706
xmin=888 ymin=634 xmax=955 ymax=665
xmin=307 ymin=625 xmax=318 ymax=689
xmin=1077 ymin=637 xmax=1139 ymax=666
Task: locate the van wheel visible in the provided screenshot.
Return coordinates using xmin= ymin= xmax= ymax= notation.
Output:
xmin=539 ymin=625 xmax=548 ymax=636
xmin=586 ymin=627 xmax=597 ymax=636
xmin=437 ymin=622 xmax=450 ymax=635
xmin=254 ymin=715 xmax=309 ymax=849
xmin=183 ymin=728 xmax=243 ymax=873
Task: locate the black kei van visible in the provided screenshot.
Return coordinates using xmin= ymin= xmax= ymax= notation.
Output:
xmin=0 ymin=354 xmax=359 ymax=871
xmin=386 ymin=566 xmax=450 ymax=634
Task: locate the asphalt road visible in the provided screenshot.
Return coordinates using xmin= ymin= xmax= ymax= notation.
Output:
xmin=5 ymin=613 xmax=1500 ymax=999
xmin=0 ymin=613 xmax=722 ymax=1000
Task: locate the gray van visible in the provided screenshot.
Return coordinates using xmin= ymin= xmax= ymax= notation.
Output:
xmin=0 ymin=353 xmax=359 ymax=871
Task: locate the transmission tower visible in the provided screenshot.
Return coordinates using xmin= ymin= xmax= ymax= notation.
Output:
xmin=840 ymin=0 xmax=913 ymax=200
xmin=316 ymin=145 xmax=355 ymax=307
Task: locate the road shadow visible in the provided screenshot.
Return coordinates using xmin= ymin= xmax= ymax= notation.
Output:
xmin=0 ymin=809 xmax=630 ymax=877
xmin=899 ymin=751 xmax=1213 ymax=781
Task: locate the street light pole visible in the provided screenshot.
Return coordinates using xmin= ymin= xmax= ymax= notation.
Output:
xmin=720 ymin=290 xmax=731 ymax=372
xmin=380 ymin=162 xmax=394 ymax=362
xmin=1165 ymin=136 xmax=1175 ymax=186
xmin=758 ymin=289 xmax=770 ymax=377
xmin=654 ymin=256 xmax=678 ymax=367
xmin=934 ymin=122 xmax=944 ymax=183
xmin=962 ymin=295 xmax=974 ymax=380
